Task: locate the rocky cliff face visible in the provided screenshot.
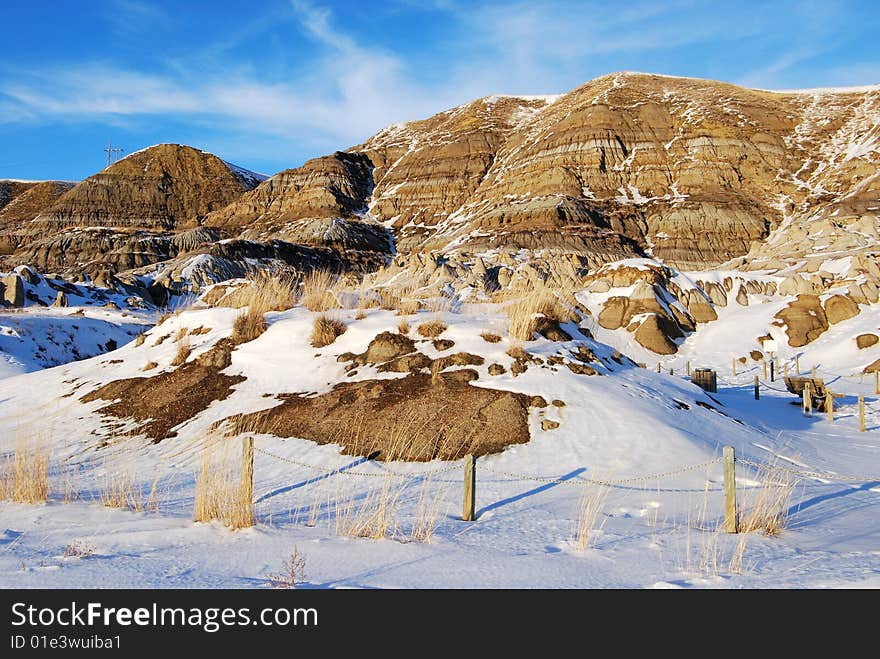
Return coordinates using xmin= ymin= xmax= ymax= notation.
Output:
xmin=0 ymin=180 xmax=75 ymax=254
xmin=353 ymin=73 xmax=879 ymax=272
xmin=203 ymin=151 xmax=391 ymax=252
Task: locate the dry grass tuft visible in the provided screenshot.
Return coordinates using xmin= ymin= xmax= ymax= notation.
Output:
xmin=0 ymin=441 xmax=49 ymax=504
xmin=170 ymin=337 xmax=191 ymax=367
xmin=100 ymin=466 xmax=160 ymax=512
xmin=227 ymin=272 xmax=300 ymax=345
xmin=193 ymin=443 xmax=253 ymax=529
xmin=63 ymin=541 xmax=95 ymax=559
xmin=378 ymin=287 xmax=402 ymax=311
xmin=232 ymin=308 xmax=267 ymax=345
xmin=248 ymin=271 xmax=299 ymax=312
xmin=310 ymin=314 xmax=346 ymax=348
xmin=300 ymin=269 xmax=339 ymax=312
xmin=572 ymin=484 xmax=610 ymax=551
xmin=422 ymin=294 xmax=457 ymax=314
xmin=430 ymin=358 xmax=444 ymax=385
xmin=265 ymin=547 xmax=307 ymax=589
xmin=408 ymin=477 xmax=446 ymax=543
xmin=134 ymin=333 xmax=146 ymax=346
xmin=355 ymin=309 xmax=367 ymax=320
xmin=480 ymin=331 xmax=502 ymax=343
xmin=357 ymin=293 xmax=381 ymax=310
xmin=332 ymin=475 xmax=402 ymax=540
xmin=142 ymin=361 xmax=158 ymax=371
xmin=738 ymin=464 xmax=796 ymax=536
xmin=174 ymin=327 xmax=189 ymax=342
xmin=506 ymin=291 xmax=571 ymax=342
xmin=397 ymin=320 xmax=410 ymax=335
xmin=417 ymin=321 xmax=447 ymax=338
xmin=397 ymin=298 xmax=420 ymax=315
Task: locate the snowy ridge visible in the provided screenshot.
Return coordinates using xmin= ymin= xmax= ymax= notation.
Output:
xmin=222 ymin=160 xmax=269 ymax=187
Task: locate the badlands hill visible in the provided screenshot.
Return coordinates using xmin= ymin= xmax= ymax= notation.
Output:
xmin=0 ymin=72 xmax=878 ymax=356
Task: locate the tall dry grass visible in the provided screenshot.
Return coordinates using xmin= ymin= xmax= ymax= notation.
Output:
xmin=300 ymin=270 xmax=339 ymax=312
xmin=193 ymin=442 xmax=253 ymax=529
xmin=170 ymin=337 xmax=191 ymax=366
xmin=332 ymin=474 xmax=403 ymax=540
xmin=232 ymin=309 xmax=266 ymax=344
xmin=0 ymin=441 xmax=49 ymax=504
xmin=100 ymin=464 xmax=161 ymax=513
xmin=229 ymin=272 xmax=299 ymax=345
xmin=310 ymin=314 xmax=346 ymax=348
xmin=572 ymin=483 xmax=610 ymax=551
xmin=408 ymin=476 xmax=446 ymax=543
xmin=737 ymin=464 xmax=797 ymax=536
xmin=506 ymin=291 xmax=571 ymax=342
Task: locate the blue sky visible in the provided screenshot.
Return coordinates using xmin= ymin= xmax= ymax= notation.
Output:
xmin=2 ymin=0 xmax=879 ymax=181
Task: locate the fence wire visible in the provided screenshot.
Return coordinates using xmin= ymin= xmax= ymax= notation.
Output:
xmin=253 ymin=441 xmax=880 ymax=489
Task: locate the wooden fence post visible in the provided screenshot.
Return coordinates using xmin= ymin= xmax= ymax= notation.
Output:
xmin=859 ymin=395 xmax=865 ymax=432
xmin=827 ymin=391 xmax=833 ymax=421
xmin=795 ymin=354 xmax=800 ymax=373
xmin=687 ymin=361 xmax=691 ymax=377
xmin=811 ymin=365 xmax=817 ymax=379
xmin=763 ymin=359 xmax=768 ymax=380
xmin=732 ymin=358 xmax=737 ymax=376
xmin=462 ymin=454 xmax=476 ymax=521
xmin=723 ymin=446 xmax=737 ymax=533
xmin=754 ymin=375 xmax=759 ymax=400
xmin=770 ymin=360 xmax=775 ymax=382
xmin=875 ymin=370 xmax=879 ymax=395
xmin=241 ymin=436 xmax=255 ymax=526
xmin=657 ymin=363 xmax=661 ymax=373
xmin=803 ymin=382 xmax=812 ymax=415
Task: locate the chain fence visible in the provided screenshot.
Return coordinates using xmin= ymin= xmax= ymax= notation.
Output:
xmin=252 ymin=440 xmax=880 ymax=492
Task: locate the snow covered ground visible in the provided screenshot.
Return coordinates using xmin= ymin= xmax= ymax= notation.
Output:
xmin=1 ymin=292 xmax=878 ymax=589
xmin=0 ymin=267 xmax=155 ymax=377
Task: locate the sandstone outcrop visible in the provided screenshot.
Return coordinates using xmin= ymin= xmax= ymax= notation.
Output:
xmin=823 ymin=294 xmax=859 ymax=324
xmin=1 ymin=273 xmax=24 ymax=307
xmin=774 ymin=295 xmax=829 ymax=347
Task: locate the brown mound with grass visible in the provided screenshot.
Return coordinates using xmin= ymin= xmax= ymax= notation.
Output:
xmin=229 ymin=370 xmax=532 ymax=461
xmin=82 ymin=341 xmax=244 ymax=441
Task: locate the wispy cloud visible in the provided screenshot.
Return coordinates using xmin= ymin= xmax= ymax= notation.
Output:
xmin=0 ymin=1 xmax=473 ymax=156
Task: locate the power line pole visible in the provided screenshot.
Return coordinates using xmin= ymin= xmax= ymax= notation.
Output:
xmin=104 ymin=142 xmax=124 ymax=167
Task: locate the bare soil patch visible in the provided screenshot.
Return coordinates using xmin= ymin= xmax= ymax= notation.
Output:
xmin=229 ymin=370 xmax=532 ymax=461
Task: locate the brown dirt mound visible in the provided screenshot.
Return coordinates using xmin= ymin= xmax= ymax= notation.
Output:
xmin=81 ymin=341 xmax=243 ymax=441
xmin=229 ymin=370 xmax=532 ymax=461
